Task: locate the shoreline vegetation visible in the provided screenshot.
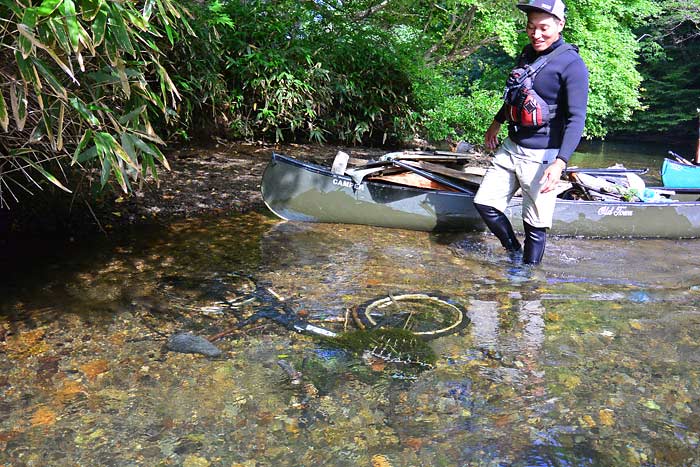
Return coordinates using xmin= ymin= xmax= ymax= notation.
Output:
xmin=1 ymin=0 xmax=697 ymax=245
xmin=1 ymin=132 xmax=696 ymax=244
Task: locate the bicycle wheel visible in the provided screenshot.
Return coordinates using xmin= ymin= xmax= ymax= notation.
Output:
xmin=157 ymin=272 xmax=258 ymax=313
xmin=354 ymin=293 xmax=469 ymax=340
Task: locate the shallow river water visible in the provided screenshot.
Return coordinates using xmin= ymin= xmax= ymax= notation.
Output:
xmin=2 ymin=142 xmax=700 ymax=467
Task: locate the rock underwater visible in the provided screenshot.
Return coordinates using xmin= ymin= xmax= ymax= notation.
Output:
xmin=166 ymin=332 xmax=222 ymax=357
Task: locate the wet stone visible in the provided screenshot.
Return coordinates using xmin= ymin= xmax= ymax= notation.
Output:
xmin=166 ymin=333 xmax=222 ymax=357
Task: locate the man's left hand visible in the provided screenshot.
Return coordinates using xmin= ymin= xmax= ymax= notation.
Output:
xmin=540 ymin=159 xmax=566 ymax=193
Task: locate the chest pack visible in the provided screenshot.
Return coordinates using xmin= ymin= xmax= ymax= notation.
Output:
xmin=503 ymin=44 xmax=576 ymax=128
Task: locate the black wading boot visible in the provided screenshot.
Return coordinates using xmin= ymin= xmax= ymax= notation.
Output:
xmin=474 ymin=204 xmax=522 ymax=254
xmin=523 ymin=222 xmax=547 ymax=265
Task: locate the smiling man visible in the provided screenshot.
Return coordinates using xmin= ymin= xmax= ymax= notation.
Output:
xmin=474 ymin=0 xmax=589 ymax=265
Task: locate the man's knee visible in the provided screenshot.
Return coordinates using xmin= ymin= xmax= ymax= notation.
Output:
xmin=474 ymin=203 xmax=502 ymax=217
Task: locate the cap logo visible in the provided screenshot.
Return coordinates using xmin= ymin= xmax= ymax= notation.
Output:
xmin=518 ymin=0 xmax=565 ymax=18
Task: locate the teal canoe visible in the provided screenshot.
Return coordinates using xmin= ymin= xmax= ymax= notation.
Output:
xmin=661 ymin=157 xmax=700 ymax=188
xmin=261 ymin=152 xmax=700 ymax=238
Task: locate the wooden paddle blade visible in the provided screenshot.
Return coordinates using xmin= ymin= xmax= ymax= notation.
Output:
xmin=368 ymin=172 xmax=459 ymax=191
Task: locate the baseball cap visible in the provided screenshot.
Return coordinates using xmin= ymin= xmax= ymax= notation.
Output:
xmin=516 ymin=0 xmax=566 ymax=21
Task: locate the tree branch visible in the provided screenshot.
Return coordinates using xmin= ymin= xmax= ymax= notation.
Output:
xmin=357 ymin=0 xmax=391 ymax=20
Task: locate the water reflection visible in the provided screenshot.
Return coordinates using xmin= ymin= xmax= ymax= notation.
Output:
xmin=1 ymin=212 xmax=700 ymax=466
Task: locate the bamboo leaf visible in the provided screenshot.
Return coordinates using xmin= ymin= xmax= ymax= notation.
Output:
xmin=48 ymin=16 xmax=72 ymax=54
xmin=56 ymin=103 xmax=65 ymax=150
xmin=120 ymin=132 xmax=137 ymax=164
xmin=9 ymin=82 xmax=27 ymax=131
xmin=77 ymin=145 xmax=97 ymax=163
xmin=116 ymin=58 xmax=130 ymax=98
xmin=126 ymin=133 xmax=170 ymax=170
xmin=164 ymin=22 xmax=174 ymax=45
xmin=19 ymin=8 xmax=38 ymax=58
xmin=80 ymin=0 xmax=100 ymax=21
xmin=77 ymin=21 xmax=95 ymax=55
xmin=36 ymin=0 xmax=63 ymax=16
xmin=125 ymin=9 xmax=148 ymax=32
xmin=99 ymin=152 xmax=111 ymax=187
xmin=15 ymin=51 xmax=40 ymax=94
xmin=155 ymin=62 xmax=181 ymax=104
xmin=92 ymin=8 xmax=107 ymax=46
xmin=31 ymin=57 xmax=68 ymax=99
xmin=159 ymin=0 xmax=181 ymax=19
xmin=17 ymin=156 xmax=72 ymax=193
xmin=118 ymin=105 xmax=146 ymax=125
xmin=95 ymin=131 xmax=137 ymax=170
xmin=69 ymin=97 xmax=99 ymax=126
xmin=41 ymin=97 xmax=55 ymax=149
xmin=35 ymin=90 xmax=44 ymax=112
xmin=109 ymin=154 xmax=128 ymax=192
xmin=0 ymin=90 xmax=8 ymax=132
xmin=112 ymin=140 xmax=137 ymax=170
xmin=29 ymin=119 xmax=47 ymax=143
xmin=0 ymin=0 xmax=22 ymax=15
xmin=107 ymin=3 xmax=135 ymax=55
xmin=76 ymin=48 xmax=85 ymax=72
xmin=130 ymin=128 xmax=164 ymax=145
xmin=72 ymin=129 xmax=93 ymax=163
xmin=16 ymin=30 xmax=77 ymax=84
xmin=63 ymin=0 xmax=80 ymax=51
xmin=142 ymin=0 xmax=154 ymax=19
xmin=105 ymin=31 xmax=120 ymax=66
xmin=140 ymin=152 xmax=158 ymax=181
xmin=155 ymin=0 xmax=169 ymax=25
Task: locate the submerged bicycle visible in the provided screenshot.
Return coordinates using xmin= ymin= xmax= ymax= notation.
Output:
xmin=155 ymin=272 xmax=470 ymax=367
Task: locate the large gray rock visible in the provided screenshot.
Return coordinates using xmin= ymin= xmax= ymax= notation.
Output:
xmin=166 ymin=332 xmax=222 ymax=357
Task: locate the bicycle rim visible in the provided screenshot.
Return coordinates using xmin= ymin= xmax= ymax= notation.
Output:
xmin=355 ymin=293 xmax=468 ymax=340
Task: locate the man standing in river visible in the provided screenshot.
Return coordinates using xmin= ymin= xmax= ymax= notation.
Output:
xmin=474 ymin=0 xmax=589 ymax=265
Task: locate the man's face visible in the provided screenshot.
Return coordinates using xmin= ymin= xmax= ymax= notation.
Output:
xmin=526 ymin=11 xmax=565 ymax=52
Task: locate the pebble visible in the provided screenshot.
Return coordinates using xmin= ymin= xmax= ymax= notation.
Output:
xmin=166 ymin=333 xmax=222 ymax=357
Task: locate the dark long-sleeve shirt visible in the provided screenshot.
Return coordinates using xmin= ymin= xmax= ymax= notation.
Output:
xmin=495 ymin=37 xmax=589 ymax=163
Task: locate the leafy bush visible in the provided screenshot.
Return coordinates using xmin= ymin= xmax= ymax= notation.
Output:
xmin=216 ymin=1 xmax=417 ymax=145
xmin=0 ymin=0 xmax=191 ymax=206
xmin=410 ymin=62 xmax=503 ymax=145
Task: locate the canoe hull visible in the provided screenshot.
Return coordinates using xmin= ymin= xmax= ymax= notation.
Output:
xmin=261 ymin=153 xmax=485 ymax=232
xmin=262 ymin=153 xmax=700 ymax=238
xmin=662 ymin=158 xmax=700 ymax=188
xmin=509 ymin=198 xmax=700 ymax=238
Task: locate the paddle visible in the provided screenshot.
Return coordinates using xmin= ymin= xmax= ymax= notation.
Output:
xmin=668 ymin=150 xmax=695 ymax=166
xmin=565 ymin=167 xmax=648 ymax=175
xmin=391 ymin=160 xmax=475 ymax=194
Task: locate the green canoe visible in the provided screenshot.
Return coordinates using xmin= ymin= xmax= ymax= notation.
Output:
xmin=261 ymin=152 xmax=700 ymax=238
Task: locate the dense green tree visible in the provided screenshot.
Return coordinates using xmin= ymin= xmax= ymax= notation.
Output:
xmin=624 ymin=0 xmax=700 ymax=138
xmin=410 ymin=0 xmax=661 ymax=142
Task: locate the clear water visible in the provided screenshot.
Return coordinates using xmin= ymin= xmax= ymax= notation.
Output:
xmin=1 ymin=143 xmax=699 ymax=467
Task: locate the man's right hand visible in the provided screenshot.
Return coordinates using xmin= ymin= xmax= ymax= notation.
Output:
xmin=484 ymin=120 xmax=502 ymax=151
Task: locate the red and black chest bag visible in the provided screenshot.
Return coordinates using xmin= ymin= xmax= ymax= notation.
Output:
xmin=503 ymin=44 xmax=576 ymax=128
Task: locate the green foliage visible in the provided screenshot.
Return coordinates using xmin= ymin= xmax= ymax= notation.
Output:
xmin=0 ymin=0 xmax=192 ymax=206
xmin=563 ymin=0 xmax=660 ymax=137
xmin=163 ymin=0 xmax=233 ymax=138
xmin=623 ymin=0 xmax=700 ymax=136
xmin=399 ymin=0 xmax=663 ymax=144
xmin=414 ymin=71 xmax=502 ymax=143
xmin=213 ymin=0 xmax=418 ymax=144
xmin=1 ymin=0 xmax=686 ymax=212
